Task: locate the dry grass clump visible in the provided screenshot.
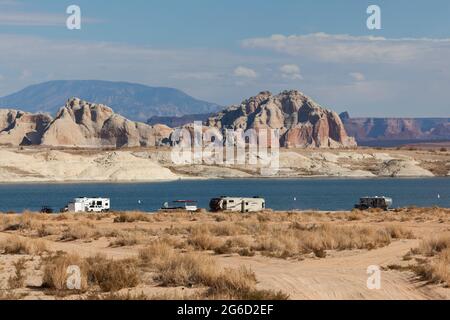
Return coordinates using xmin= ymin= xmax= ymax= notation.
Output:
xmin=0 ymin=214 xmax=35 ymax=232
xmin=41 ymin=253 xmax=139 ymax=292
xmin=138 ymin=242 xmax=288 ymax=300
xmin=42 ymin=253 xmax=88 ymax=291
xmin=109 ymin=232 xmax=140 ymax=247
xmin=0 ymin=236 xmax=31 ymax=254
xmin=60 ymin=224 xmax=96 ymax=241
xmin=0 ymin=235 xmax=46 ymax=255
xmin=210 ymin=222 xmax=246 ymax=236
xmin=187 ymin=229 xmax=222 ymax=251
xmin=8 ymin=258 xmax=27 ymax=289
xmin=139 ymin=241 xmax=173 ymax=265
xmin=413 ymin=248 xmax=450 ymax=286
xmin=417 ymin=235 xmax=450 ymax=256
xmin=85 ymin=255 xmax=140 ymax=292
xmin=252 ymin=224 xmax=407 ymax=259
xmin=402 ymin=234 xmax=450 ymax=287
xmin=214 ymin=236 xmax=253 ymax=255
xmin=113 ymin=212 xmax=152 ymax=223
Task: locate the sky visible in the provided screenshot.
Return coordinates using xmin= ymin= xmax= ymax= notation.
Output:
xmin=0 ymin=0 xmax=450 ymax=117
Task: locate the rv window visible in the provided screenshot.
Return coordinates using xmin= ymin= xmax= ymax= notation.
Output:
xmin=97 ymin=201 xmax=102 ymax=205
xmin=229 ymin=200 xmax=234 ymax=203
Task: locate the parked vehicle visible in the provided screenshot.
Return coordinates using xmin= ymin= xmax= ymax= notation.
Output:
xmin=209 ymin=196 xmax=265 ymax=213
xmin=40 ymin=205 xmax=53 ymax=214
xmin=161 ymin=200 xmax=198 ymax=212
xmin=354 ymin=196 xmax=393 ymax=210
xmin=64 ymin=197 xmax=110 ymax=213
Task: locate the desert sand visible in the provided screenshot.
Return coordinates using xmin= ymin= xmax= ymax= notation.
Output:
xmin=0 ymin=208 xmax=448 ymax=300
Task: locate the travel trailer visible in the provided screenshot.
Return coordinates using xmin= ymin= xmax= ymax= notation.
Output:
xmin=209 ymin=196 xmax=265 ymax=213
xmin=354 ymin=196 xmax=393 ymax=210
xmin=160 ymin=200 xmax=198 ymax=212
xmin=65 ymin=197 xmax=111 ymax=213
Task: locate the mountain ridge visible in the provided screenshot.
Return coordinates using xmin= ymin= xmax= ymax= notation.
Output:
xmin=0 ymin=80 xmax=221 ymax=122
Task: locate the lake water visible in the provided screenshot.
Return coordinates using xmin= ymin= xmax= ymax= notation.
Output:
xmin=0 ymin=178 xmax=449 ymax=213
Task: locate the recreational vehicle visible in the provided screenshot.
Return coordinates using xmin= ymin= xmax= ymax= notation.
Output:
xmin=65 ymin=197 xmax=111 ymax=213
xmin=209 ymin=196 xmax=265 ymax=213
xmin=161 ymin=200 xmax=198 ymax=212
xmin=354 ymin=196 xmax=392 ymax=210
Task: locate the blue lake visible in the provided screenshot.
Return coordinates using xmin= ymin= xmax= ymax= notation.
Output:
xmin=0 ymin=178 xmax=449 ymax=213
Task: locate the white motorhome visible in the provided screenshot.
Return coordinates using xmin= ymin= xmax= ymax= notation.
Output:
xmin=66 ymin=197 xmax=110 ymax=213
xmin=209 ymin=196 xmax=265 ymax=213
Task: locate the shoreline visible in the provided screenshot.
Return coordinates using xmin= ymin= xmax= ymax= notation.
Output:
xmin=0 ymin=175 xmax=448 ymax=185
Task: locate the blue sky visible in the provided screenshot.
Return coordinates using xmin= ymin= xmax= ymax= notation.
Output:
xmin=1 ymin=0 xmax=450 ymax=116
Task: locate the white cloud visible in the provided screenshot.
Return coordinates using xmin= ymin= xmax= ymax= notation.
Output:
xmin=242 ymin=33 xmax=450 ymax=64
xmin=349 ymin=72 xmax=365 ymax=81
xmin=233 ymin=66 xmax=258 ymax=78
xmin=280 ymin=64 xmax=303 ymax=80
xmin=0 ymin=34 xmax=265 ymax=105
xmin=0 ymin=32 xmax=449 ymax=117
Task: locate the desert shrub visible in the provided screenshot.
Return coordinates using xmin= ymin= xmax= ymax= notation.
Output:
xmin=60 ymin=225 xmax=95 ymax=241
xmin=187 ymin=228 xmax=222 ymax=251
xmin=42 ymin=253 xmax=88 ymax=291
xmin=0 ymin=236 xmax=31 ymax=255
xmin=42 ymin=253 xmax=139 ymax=292
xmin=139 ymin=241 xmax=173 ymax=264
xmin=8 ymin=258 xmax=27 ymax=289
xmin=384 ymin=224 xmax=414 ymax=239
xmin=209 ymin=223 xmax=244 ymax=236
xmin=109 ymin=232 xmax=139 ymax=247
xmin=85 ymin=255 xmax=140 ymax=292
xmin=413 ymin=248 xmax=450 ymax=286
xmin=418 ymin=235 xmax=450 ymax=256
xmin=113 ymin=212 xmax=151 ymax=223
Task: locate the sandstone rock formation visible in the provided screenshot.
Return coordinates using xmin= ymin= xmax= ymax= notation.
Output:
xmin=41 ymin=98 xmax=172 ymax=147
xmin=207 ymin=90 xmax=356 ymax=148
xmin=0 ymin=110 xmax=52 ymax=146
xmin=340 ymin=114 xmax=450 ymax=144
xmin=0 ymin=98 xmax=173 ymax=148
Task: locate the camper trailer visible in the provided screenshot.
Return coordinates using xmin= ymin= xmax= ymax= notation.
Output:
xmin=66 ymin=197 xmax=110 ymax=213
xmin=354 ymin=196 xmax=392 ymax=210
xmin=160 ymin=200 xmax=198 ymax=212
xmin=209 ymin=196 xmax=265 ymax=213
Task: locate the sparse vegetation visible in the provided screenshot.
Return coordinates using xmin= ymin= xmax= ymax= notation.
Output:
xmin=0 ymin=207 xmax=447 ymax=299
xmin=41 ymin=253 xmax=139 ymax=293
xmin=8 ymin=258 xmax=27 ymax=289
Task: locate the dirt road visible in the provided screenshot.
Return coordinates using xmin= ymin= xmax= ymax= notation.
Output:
xmin=219 ymin=240 xmax=448 ymax=300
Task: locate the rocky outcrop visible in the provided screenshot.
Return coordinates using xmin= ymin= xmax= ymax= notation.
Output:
xmin=41 ymin=98 xmax=172 ymax=147
xmin=340 ymin=114 xmax=450 ymax=145
xmin=0 ymin=110 xmax=52 ymax=146
xmin=0 ymin=98 xmax=173 ymax=148
xmin=207 ymin=90 xmax=356 ymax=148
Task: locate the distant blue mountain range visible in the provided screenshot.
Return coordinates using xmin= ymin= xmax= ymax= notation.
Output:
xmin=0 ymin=80 xmax=221 ymax=122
